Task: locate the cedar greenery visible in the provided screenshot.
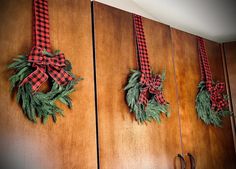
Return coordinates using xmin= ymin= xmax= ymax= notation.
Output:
xmin=8 ymin=51 xmax=81 ymax=124
xmin=195 ymin=81 xmax=231 ymax=127
xmin=125 ymin=70 xmax=170 ymax=123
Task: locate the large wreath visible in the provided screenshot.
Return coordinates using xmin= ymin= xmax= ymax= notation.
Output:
xmin=125 ymin=69 xmax=170 ymax=123
xmin=9 ymin=49 xmax=81 ymax=123
xmin=124 ymin=14 xmax=170 ymax=123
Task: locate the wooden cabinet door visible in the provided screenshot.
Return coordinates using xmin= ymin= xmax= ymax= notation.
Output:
xmin=0 ymin=0 xmax=97 ymax=169
xmin=171 ymin=28 xmax=236 ymax=169
xmin=224 ymin=42 xmax=236 ymax=140
xmin=224 ymin=42 xmax=236 ymax=108
xmin=93 ymin=2 xmax=182 ymax=169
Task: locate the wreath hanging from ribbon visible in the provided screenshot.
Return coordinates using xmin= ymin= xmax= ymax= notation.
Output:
xmin=124 ymin=14 xmax=170 ymax=123
xmin=8 ymin=0 xmax=81 ymax=123
xmin=195 ymin=37 xmax=231 ymax=127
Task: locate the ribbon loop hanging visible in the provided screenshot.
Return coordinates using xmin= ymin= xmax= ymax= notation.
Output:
xmin=125 ymin=14 xmax=170 ymax=123
xmin=133 ymin=14 xmax=151 ymax=82
xmin=20 ymin=0 xmax=73 ymax=91
xmin=33 ymin=0 xmax=51 ymax=51
xmin=197 ymin=37 xmax=228 ymax=111
xmin=133 ymin=14 xmax=166 ymax=106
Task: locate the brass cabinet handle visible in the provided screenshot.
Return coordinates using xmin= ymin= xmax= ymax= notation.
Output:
xmin=187 ymin=153 xmax=196 ymax=169
xmin=177 ymin=154 xmax=186 ymax=169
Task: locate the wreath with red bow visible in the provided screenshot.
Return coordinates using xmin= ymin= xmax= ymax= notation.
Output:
xmin=196 ymin=37 xmax=231 ymax=127
xmin=8 ymin=0 xmax=81 ymax=123
xmin=124 ymin=15 xmax=170 ymax=123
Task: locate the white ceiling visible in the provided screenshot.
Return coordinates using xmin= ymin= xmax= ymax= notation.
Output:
xmin=94 ymin=0 xmax=236 ymax=43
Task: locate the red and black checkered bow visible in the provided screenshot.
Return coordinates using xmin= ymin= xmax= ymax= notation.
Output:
xmin=197 ymin=37 xmax=228 ymax=111
xmin=20 ymin=47 xmax=73 ymax=91
xmin=21 ymin=0 xmax=73 ymax=91
xmin=139 ymin=74 xmax=166 ymax=106
xmin=133 ymin=14 xmax=166 ymax=106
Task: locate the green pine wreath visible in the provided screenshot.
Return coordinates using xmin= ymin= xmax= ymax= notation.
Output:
xmin=124 ymin=70 xmax=170 ymax=123
xmin=195 ymin=81 xmax=231 ymax=127
xmin=8 ymin=50 xmax=81 ymax=123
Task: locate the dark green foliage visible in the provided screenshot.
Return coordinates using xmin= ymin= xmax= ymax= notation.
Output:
xmin=9 ymin=52 xmax=81 ymax=123
xmin=8 ymin=55 xmax=32 ymax=91
xmin=196 ymin=81 xmax=231 ymax=127
xmin=146 ymin=99 xmax=170 ymax=123
xmin=125 ymin=70 xmax=170 ymax=123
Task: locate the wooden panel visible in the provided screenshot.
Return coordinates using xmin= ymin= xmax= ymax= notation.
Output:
xmin=224 ymin=42 xmax=236 ymax=118
xmin=0 ymin=0 xmax=97 ymax=169
xmin=223 ymin=41 xmax=236 ymax=153
xmin=171 ymin=28 xmax=236 ymax=169
xmin=93 ymin=2 xmax=182 ymax=169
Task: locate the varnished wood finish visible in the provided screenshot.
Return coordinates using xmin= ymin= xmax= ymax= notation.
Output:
xmin=224 ymin=42 xmax=236 ymax=118
xmin=0 ymin=0 xmax=97 ymax=169
xmin=223 ymin=41 xmax=236 ymax=152
xmin=93 ymin=2 xmax=182 ymax=169
xmin=171 ymin=28 xmax=236 ymax=169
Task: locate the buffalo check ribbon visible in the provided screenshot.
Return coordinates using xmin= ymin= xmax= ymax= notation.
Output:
xmin=133 ymin=14 xmax=166 ymax=106
xmin=197 ymin=37 xmax=228 ymax=111
xmin=32 ymin=0 xmax=51 ymax=51
xmin=20 ymin=47 xmax=73 ymax=91
xmin=20 ymin=0 xmax=73 ymax=91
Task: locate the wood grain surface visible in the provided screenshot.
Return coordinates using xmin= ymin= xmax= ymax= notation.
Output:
xmin=223 ymin=41 xmax=236 ymax=155
xmin=1 ymin=1 xmax=235 ymax=169
xmin=224 ymin=42 xmax=236 ymax=119
xmin=0 ymin=0 xmax=97 ymax=169
xmin=93 ymin=2 xmax=182 ymax=169
xmin=171 ymin=28 xmax=236 ymax=169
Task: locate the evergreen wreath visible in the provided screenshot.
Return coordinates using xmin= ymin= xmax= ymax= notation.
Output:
xmin=8 ymin=0 xmax=81 ymax=123
xmin=125 ymin=70 xmax=169 ymax=123
xmin=124 ymin=14 xmax=170 ymax=123
xmin=196 ymin=81 xmax=231 ymax=127
xmin=9 ymin=51 xmax=81 ymax=123
xmin=195 ymin=37 xmax=231 ymax=127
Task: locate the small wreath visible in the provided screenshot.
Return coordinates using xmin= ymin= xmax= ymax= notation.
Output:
xmin=196 ymin=37 xmax=231 ymax=127
xmin=125 ymin=69 xmax=170 ymax=123
xmin=9 ymin=50 xmax=81 ymax=123
xmin=196 ymin=81 xmax=231 ymax=127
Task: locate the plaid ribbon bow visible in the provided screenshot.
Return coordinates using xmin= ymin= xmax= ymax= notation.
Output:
xmin=20 ymin=47 xmax=73 ymax=91
xmin=133 ymin=14 xmax=166 ymax=106
xmin=197 ymin=37 xmax=228 ymax=111
xmin=139 ymin=75 xmax=166 ymax=106
xmin=208 ymin=82 xmax=228 ymax=111
xmin=20 ymin=0 xmax=73 ymax=91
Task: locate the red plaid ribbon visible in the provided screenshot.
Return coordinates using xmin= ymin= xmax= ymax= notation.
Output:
xmin=21 ymin=0 xmax=73 ymax=91
xmin=138 ymin=75 xmax=166 ymax=106
xmin=20 ymin=47 xmax=73 ymax=91
xmin=133 ymin=14 xmax=166 ymax=106
xmin=197 ymin=37 xmax=228 ymax=111
xmin=33 ymin=0 xmax=51 ymax=51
